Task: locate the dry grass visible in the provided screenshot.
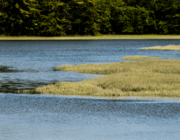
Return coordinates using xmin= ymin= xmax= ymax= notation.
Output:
xmin=55 ymin=59 xmax=180 ymax=74
xmin=141 ymin=45 xmax=180 ymax=51
xmin=122 ymin=55 xmax=159 ymax=60
xmin=19 ymin=58 xmax=180 ymax=98
xmin=1 ymin=35 xmax=180 ymax=40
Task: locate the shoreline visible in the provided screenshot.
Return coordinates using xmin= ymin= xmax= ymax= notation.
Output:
xmin=1 ymin=35 xmax=180 ymax=40
xmin=19 ymin=58 xmax=180 ymax=98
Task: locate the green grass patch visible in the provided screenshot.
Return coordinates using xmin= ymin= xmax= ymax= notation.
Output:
xmin=19 ymin=58 xmax=180 ymax=98
xmin=141 ymin=45 xmax=180 ymax=51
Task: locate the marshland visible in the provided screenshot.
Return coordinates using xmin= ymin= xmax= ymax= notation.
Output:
xmin=1 ymin=39 xmax=180 ymax=140
xmin=21 ymin=58 xmax=180 ymax=98
xmin=141 ymin=45 xmax=180 ymax=50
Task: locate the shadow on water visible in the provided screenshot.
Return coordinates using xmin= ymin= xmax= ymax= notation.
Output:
xmin=0 ymin=65 xmax=40 ymax=73
xmin=0 ymin=66 xmax=23 ymax=73
xmin=0 ymin=79 xmax=58 ymax=93
xmin=0 ymin=65 xmax=90 ymax=94
xmin=0 ymin=65 xmax=62 ymax=93
xmin=0 ymin=65 xmax=44 ymax=93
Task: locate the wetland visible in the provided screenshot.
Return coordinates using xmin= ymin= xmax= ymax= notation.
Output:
xmin=1 ymin=39 xmax=180 ymax=140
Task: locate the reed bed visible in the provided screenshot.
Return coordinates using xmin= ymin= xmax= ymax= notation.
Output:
xmin=122 ymin=55 xmax=159 ymax=60
xmin=20 ymin=58 xmax=180 ymax=98
xmin=55 ymin=59 xmax=180 ymax=74
xmin=141 ymin=45 xmax=180 ymax=51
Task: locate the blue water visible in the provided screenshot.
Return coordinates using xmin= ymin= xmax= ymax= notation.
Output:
xmin=0 ymin=40 xmax=180 ymax=140
xmin=1 ymin=40 xmax=180 ymax=92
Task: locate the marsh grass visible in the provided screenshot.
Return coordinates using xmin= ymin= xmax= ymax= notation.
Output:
xmin=20 ymin=58 xmax=180 ymax=98
xmin=141 ymin=45 xmax=180 ymax=51
xmin=122 ymin=55 xmax=159 ymax=60
xmin=1 ymin=35 xmax=180 ymax=40
xmin=55 ymin=59 xmax=180 ymax=74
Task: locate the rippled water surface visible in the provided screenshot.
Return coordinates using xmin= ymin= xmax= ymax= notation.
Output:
xmin=0 ymin=40 xmax=180 ymax=139
xmin=0 ymin=94 xmax=180 ymax=140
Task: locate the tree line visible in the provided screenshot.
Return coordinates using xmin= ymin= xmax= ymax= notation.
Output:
xmin=0 ymin=0 xmax=180 ymax=36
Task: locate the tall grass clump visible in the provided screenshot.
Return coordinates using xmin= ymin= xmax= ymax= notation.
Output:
xmin=19 ymin=58 xmax=180 ymax=98
xmin=140 ymin=45 xmax=180 ymax=51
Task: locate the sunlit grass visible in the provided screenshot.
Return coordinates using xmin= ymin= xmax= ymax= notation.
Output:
xmin=19 ymin=58 xmax=180 ymax=98
xmin=55 ymin=59 xmax=180 ymax=74
xmin=122 ymin=55 xmax=159 ymax=60
xmin=1 ymin=35 xmax=180 ymax=40
xmin=141 ymin=45 xmax=180 ymax=51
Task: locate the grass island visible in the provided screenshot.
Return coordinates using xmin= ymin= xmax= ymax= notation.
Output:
xmin=141 ymin=45 xmax=180 ymax=51
xmin=19 ymin=56 xmax=180 ymax=98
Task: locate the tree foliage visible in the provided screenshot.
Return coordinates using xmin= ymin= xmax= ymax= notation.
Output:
xmin=0 ymin=0 xmax=180 ymax=36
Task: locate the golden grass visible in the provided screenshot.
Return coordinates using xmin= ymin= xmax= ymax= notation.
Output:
xmin=55 ymin=59 xmax=180 ymax=74
xmin=19 ymin=58 xmax=180 ymax=98
xmin=1 ymin=35 xmax=180 ymax=40
xmin=141 ymin=45 xmax=180 ymax=51
xmin=122 ymin=55 xmax=159 ymax=60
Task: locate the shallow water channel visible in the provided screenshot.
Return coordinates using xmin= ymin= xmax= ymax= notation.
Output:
xmin=0 ymin=40 xmax=180 ymax=139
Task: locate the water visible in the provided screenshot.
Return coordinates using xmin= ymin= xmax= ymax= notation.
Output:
xmin=1 ymin=40 xmax=180 ymax=92
xmin=0 ymin=39 xmax=180 ymax=139
xmin=0 ymin=94 xmax=180 ymax=140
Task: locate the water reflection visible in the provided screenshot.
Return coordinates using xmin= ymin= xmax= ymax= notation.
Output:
xmin=0 ymin=66 xmax=23 ymax=73
xmin=0 ymin=79 xmax=58 ymax=93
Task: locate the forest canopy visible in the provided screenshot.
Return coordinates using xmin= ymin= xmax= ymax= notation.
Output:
xmin=0 ymin=0 xmax=180 ymax=36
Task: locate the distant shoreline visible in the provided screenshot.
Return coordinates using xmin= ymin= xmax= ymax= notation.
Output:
xmin=1 ymin=35 xmax=180 ymax=40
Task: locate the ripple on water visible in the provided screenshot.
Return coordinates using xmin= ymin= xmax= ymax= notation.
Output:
xmin=0 ymin=94 xmax=180 ymax=140
xmin=1 ymin=40 xmax=180 ymax=140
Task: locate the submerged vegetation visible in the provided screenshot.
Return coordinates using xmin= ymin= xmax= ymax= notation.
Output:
xmin=141 ymin=45 xmax=180 ymax=51
xmin=1 ymin=0 xmax=180 ymax=36
xmin=20 ymin=58 xmax=180 ymax=98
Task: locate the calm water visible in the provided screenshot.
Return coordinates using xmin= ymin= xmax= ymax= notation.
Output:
xmin=0 ymin=40 xmax=180 ymax=140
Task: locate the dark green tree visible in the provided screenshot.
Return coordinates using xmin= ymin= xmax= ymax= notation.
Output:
xmin=69 ymin=0 xmax=101 ymax=35
xmin=38 ymin=0 xmax=71 ymax=36
xmin=0 ymin=0 xmax=7 ymax=35
xmin=154 ymin=0 xmax=180 ymax=34
xmin=2 ymin=0 xmax=39 ymax=35
xmin=111 ymin=4 xmax=153 ymax=34
xmin=0 ymin=0 xmax=180 ymax=35
xmin=93 ymin=0 xmax=112 ymax=34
